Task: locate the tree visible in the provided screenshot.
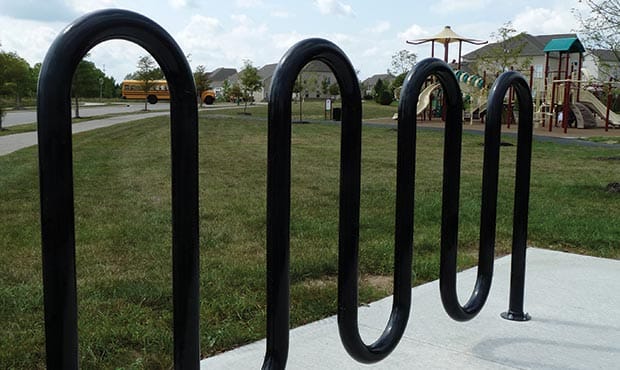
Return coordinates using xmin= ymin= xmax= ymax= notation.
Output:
xmin=238 ymin=60 xmax=262 ymax=113
xmin=0 ymin=51 xmax=35 ymax=110
xmin=575 ymin=0 xmax=620 ymax=79
xmin=221 ymin=79 xmax=232 ymax=102
xmin=471 ymin=22 xmax=532 ymax=81
xmin=193 ymin=65 xmax=211 ymax=106
xmin=321 ymin=77 xmax=331 ymax=96
xmin=388 ymin=49 xmax=417 ymax=76
xmin=373 ymin=78 xmax=386 ymax=102
xmin=71 ymin=59 xmax=100 ymax=118
xmin=230 ymin=82 xmax=242 ymax=104
xmin=135 ymin=55 xmax=160 ymax=110
xmin=329 ymin=82 xmax=340 ymax=97
xmin=390 ymin=72 xmax=407 ymax=100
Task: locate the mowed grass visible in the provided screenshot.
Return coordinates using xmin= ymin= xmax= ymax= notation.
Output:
xmin=1 ymin=110 xmax=619 ymax=368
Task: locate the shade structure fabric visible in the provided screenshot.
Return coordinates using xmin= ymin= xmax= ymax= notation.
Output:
xmin=407 ymin=26 xmax=487 ymax=46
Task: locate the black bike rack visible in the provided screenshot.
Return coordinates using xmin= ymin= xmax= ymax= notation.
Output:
xmin=36 ymin=9 xmax=533 ymax=370
xmin=37 ymin=9 xmax=199 ymax=370
xmin=263 ymin=44 xmax=533 ymax=369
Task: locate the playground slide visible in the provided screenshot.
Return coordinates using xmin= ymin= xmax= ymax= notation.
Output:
xmin=472 ymin=101 xmax=487 ymax=115
xmin=417 ymin=83 xmax=440 ymax=115
xmin=579 ymin=89 xmax=620 ymax=127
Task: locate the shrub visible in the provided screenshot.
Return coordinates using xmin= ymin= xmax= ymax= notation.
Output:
xmin=378 ymin=90 xmax=393 ymax=105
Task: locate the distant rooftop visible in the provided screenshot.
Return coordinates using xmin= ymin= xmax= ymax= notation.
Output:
xmin=463 ymin=33 xmax=578 ymax=60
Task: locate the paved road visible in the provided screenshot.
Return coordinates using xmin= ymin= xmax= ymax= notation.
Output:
xmin=0 ymin=103 xmax=263 ymax=156
xmin=2 ymin=102 xmax=170 ymax=127
xmin=0 ymin=111 xmax=171 ymax=156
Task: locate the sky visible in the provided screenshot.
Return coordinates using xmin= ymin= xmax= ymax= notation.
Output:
xmin=0 ymin=0 xmax=591 ymax=83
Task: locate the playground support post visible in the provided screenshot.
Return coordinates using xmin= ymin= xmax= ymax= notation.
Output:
xmin=549 ymin=81 xmax=557 ymax=132
xmin=562 ymin=52 xmax=571 ymax=134
xmin=605 ymin=86 xmax=612 ymax=132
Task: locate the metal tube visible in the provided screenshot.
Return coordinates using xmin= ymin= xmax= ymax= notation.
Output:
xmin=485 ymin=72 xmax=534 ymax=322
xmin=37 ymin=9 xmax=199 ymax=369
xmin=264 ymin=38 xmax=412 ymax=368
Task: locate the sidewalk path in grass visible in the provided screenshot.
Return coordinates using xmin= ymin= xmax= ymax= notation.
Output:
xmin=0 ymin=111 xmax=170 ymax=156
xmin=0 ymin=103 xmax=263 ymax=157
xmin=4 ymin=112 xmax=618 ymax=157
xmin=201 ymin=248 xmax=620 ymax=369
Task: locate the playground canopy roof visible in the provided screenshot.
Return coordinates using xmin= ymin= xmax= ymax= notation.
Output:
xmin=407 ymin=26 xmax=487 ymax=46
xmin=543 ymin=37 xmax=586 ymax=53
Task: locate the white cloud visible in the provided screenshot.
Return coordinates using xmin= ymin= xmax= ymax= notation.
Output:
xmin=331 ymin=33 xmax=355 ymax=44
xmin=362 ymin=47 xmax=379 ymax=57
xmin=366 ymin=20 xmax=390 ymax=34
xmin=270 ymin=10 xmax=292 ymax=19
xmin=512 ymin=6 xmax=578 ymax=35
xmin=0 ymin=0 xmax=79 ymax=22
xmin=432 ymin=0 xmax=491 ymax=12
xmin=235 ymin=0 xmax=264 ymax=8
xmin=168 ymin=0 xmax=200 ymax=9
xmin=88 ymin=39 xmax=145 ymax=81
xmin=314 ymin=0 xmax=354 ymax=17
xmin=175 ymin=13 xmax=274 ymax=72
xmin=66 ymin=0 xmax=117 ymax=13
xmin=397 ymin=24 xmax=427 ymax=42
xmin=0 ymin=16 xmax=60 ymax=65
xmin=271 ymin=31 xmax=306 ymax=49
xmin=230 ymin=14 xmax=251 ymax=25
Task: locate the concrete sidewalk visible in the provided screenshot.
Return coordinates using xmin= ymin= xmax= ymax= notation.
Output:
xmin=201 ymin=248 xmax=620 ymax=369
xmin=0 ymin=111 xmax=170 ymax=156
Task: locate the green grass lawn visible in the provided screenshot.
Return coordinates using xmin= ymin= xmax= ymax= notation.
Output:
xmin=1 ymin=111 xmax=618 ymax=369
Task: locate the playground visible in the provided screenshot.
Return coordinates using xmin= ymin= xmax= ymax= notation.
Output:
xmin=2 ymin=9 xmax=618 ymax=368
xmin=405 ymin=26 xmax=620 ymax=135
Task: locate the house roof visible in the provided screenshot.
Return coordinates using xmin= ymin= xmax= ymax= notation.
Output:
xmin=257 ymin=63 xmax=278 ymax=80
xmin=302 ymin=60 xmax=333 ymax=73
xmin=589 ymin=49 xmax=620 ymax=62
xmin=543 ymin=37 xmax=586 ymax=53
xmin=224 ymin=61 xmax=336 ymax=87
xmin=463 ymin=33 xmax=578 ymax=60
xmin=208 ymin=68 xmax=237 ymax=83
xmin=362 ymin=74 xmax=394 ymax=87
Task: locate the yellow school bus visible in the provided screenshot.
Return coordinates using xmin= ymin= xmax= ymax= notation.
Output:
xmin=121 ymin=79 xmax=216 ymax=105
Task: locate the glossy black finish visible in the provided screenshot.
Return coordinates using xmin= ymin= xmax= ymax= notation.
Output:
xmin=400 ymin=59 xmax=491 ymax=322
xmin=37 ymin=9 xmax=199 ymax=369
xmin=401 ymin=60 xmax=533 ymax=322
xmin=265 ymin=37 xmax=412 ymax=368
xmin=487 ymin=73 xmax=534 ymax=322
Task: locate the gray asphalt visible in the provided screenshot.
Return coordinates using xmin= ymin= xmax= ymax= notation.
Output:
xmin=201 ymin=248 xmax=620 ymax=369
xmin=1 ymin=102 xmax=169 ymax=127
xmin=0 ymin=103 xmax=257 ymax=156
xmin=0 ymin=110 xmax=170 ymax=156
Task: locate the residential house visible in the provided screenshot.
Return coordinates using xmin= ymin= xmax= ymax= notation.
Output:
xmin=226 ymin=60 xmax=337 ymax=102
xmin=462 ymin=33 xmax=579 ymax=79
xmin=461 ymin=32 xmax=620 ymax=84
xmin=207 ymin=67 xmax=237 ymax=98
xmin=361 ymin=74 xmax=394 ymax=98
xmin=583 ymin=49 xmax=620 ymax=81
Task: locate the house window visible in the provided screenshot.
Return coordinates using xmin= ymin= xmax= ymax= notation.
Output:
xmin=534 ymin=64 xmax=543 ymax=79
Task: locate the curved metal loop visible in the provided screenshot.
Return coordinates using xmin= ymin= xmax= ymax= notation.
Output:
xmin=37 ymin=9 xmax=199 ymax=369
xmin=264 ymin=37 xmax=367 ymax=369
xmin=486 ymin=72 xmax=534 ymax=322
xmin=266 ymin=37 xmax=415 ymax=367
xmin=399 ymin=58 xmax=496 ymax=322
